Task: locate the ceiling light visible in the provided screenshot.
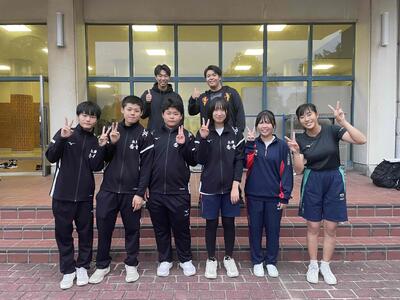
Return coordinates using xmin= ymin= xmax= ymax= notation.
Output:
xmin=94 ymin=84 xmax=111 ymax=89
xmin=88 ymin=66 xmax=93 ymax=71
xmin=132 ymin=25 xmax=158 ymax=32
xmin=146 ymin=49 xmax=166 ymax=56
xmin=234 ymin=65 xmax=251 ymax=71
xmin=0 ymin=65 xmax=11 ymax=71
xmin=259 ymin=25 xmax=287 ymax=32
xmin=313 ymin=64 xmax=334 ymax=70
xmin=244 ymin=49 xmax=263 ymax=56
xmin=42 ymin=48 xmax=48 ymax=53
xmin=1 ymin=25 xmax=31 ymax=32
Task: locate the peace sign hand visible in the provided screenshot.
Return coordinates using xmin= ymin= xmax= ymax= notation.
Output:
xmin=199 ymin=118 xmax=210 ymax=139
xmin=328 ymin=101 xmax=346 ymax=126
xmin=176 ymin=126 xmax=186 ymax=145
xmin=61 ymin=118 xmax=74 ymax=138
xmin=109 ymin=122 xmax=120 ymax=144
xmin=192 ymin=88 xmax=200 ymax=99
xmin=98 ymin=126 xmax=111 ymax=147
xmin=145 ymin=89 xmax=152 ymax=103
xmin=285 ymin=133 xmax=300 ymax=154
xmin=246 ymin=126 xmax=256 ymax=142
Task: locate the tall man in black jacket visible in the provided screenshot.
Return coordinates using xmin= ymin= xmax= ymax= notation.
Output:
xmin=188 ymin=65 xmax=246 ymax=133
xmin=89 ymin=96 xmax=154 ymax=284
xmin=46 ymin=101 xmax=104 ymax=290
xmin=141 ymin=64 xmax=184 ymax=132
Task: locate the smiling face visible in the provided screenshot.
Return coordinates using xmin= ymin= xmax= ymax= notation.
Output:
xmin=78 ymin=113 xmax=97 ymax=131
xmin=257 ymin=118 xmax=274 ymax=139
xmin=155 ymin=69 xmax=170 ymax=91
xmin=205 ymin=70 xmax=222 ymax=91
xmin=162 ymin=107 xmax=182 ymax=128
xmin=121 ymin=103 xmax=142 ymax=126
xmin=298 ymin=109 xmax=319 ymax=131
xmin=212 ymin=106 xmax=227 ymax=126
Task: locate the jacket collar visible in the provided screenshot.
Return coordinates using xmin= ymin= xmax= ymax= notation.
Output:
xmin=152 ymin=82 xmax=174 ymax=94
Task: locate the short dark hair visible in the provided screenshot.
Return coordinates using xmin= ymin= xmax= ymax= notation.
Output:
xmin=161 ymin=98 xmax=184 ymax=116
xmin=154 ymin=64 xmax=171 ymax=77
xmin=76 ymin=101 xmax=101 ymax=119
xmin=296 ymin=103 xmax=317 ymax=119
xmin=204 ymin=65 xmax=222 ymax=78
xmin=208 ymin=98 xmax=229 ymax=125
xmin=121 ymin=95 xmax=143 ymax=111
xmin=255 ymin=110 xmax=276 ymax=128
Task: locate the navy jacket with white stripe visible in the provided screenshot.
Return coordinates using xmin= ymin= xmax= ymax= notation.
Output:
xmin=97 ymin=121 xmax=154 ymax=197
xmin=244 ymin=136 xmax=293 ymax=203
xmin=196 ymin=125 xmax=244 ymax=194
xmin=46 ymin=125 xmax=104 ymax=202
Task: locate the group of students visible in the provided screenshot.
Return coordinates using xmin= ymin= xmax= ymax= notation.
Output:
xmin=46 ymin=64 xmax=366 ymax=290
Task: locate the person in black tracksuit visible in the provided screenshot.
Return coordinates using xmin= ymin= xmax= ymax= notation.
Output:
xmin=46 ymin=101 xmax=103 ymax=290
xmin=244 ymin=110 xmax=293 ymax=278
xmin=188 ymin=65 xmax=246 ymax=133
xmin=141 ymin=64 xmax=184 ymax=132
xmin=89 ymin=96 xmax=154 ymax=284
xmin=147 ymin=98 xmax=197 ymax=277
xmin=195 ymin=98 xmax=245 ymax=279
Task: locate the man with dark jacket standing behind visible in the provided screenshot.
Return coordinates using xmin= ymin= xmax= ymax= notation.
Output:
xmin=188 ymin=65 xmax=246 ymax=133
xmin=141 ymin=64 xmax=184 ymax=132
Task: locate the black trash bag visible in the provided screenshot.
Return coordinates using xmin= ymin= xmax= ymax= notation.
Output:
xmin=371 ymin=160 xmax=400 ymax=189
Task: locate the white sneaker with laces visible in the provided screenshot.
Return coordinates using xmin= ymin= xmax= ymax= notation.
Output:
xmin=320 ymin=261 xmax=337 ymax=285
xmin=88 ymin=266 xmax=110 ymax=284
xmin=60 ymin=272 xmax=76 ymax=289
xmin=76 ymin=267 xmax=89 ymax=286
xmin=179 ymin=260 xmax=196 ymax=276
xmin=125 ymin=264 xmax=140 ymax=282
xmin=204 ymin=259 xmax=218 ymax=279
xmin=253 ymin=263 xmax=265 ymax=277
xmin=306 ymin=262 xmax=319 ymax=284
xmin=223 ymin=256 xmax=239 ymax=278
xmin=266 ymin=264 xmax=279 ymax=277
xmin=157 ymin=261 xmax=173 ymax=277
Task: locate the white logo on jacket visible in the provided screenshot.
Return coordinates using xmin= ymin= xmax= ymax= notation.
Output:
xmin=226 ymin=140 xmax=236 ymax=150
xmin=129 ymin=140 xmax=139 ymax=150
xmin=89 ymin=149 xmax=97 ymax=158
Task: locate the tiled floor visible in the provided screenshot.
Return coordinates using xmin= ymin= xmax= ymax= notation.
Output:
xmin=1 ymin=171 xmax=400 ymax=207
xmin=0 ymin=260 xmax=399 ymax=299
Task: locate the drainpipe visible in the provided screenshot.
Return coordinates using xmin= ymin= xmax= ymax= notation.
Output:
xmin=397 ymin=0 xmax=400 ymax=158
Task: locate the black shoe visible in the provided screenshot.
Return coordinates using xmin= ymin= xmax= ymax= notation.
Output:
xmin=0 ymin=161 xmax=9 ymax=169
xmin=7 ymin=160 xmax=17 ymax=169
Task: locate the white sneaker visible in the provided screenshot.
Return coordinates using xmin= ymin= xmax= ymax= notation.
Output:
xmin=204 ymin=259 xmax=218 ymax=279
xmin=223 ymin=256 xmax=239 ymax=278
xmin=253 ymin=263 xmax=264 ymax=277
xmin=266 ymin=264 xmax=279 ymax=277
xmin=179 ymin=260 xmax=196 ymax=276
xmin=320 ymin=261 xmax=337 ymax=285
xmin=125 ymin=264 xmax=139 ymax=282
xmin=88 ymin=266 xmax=110 ymax=284
xmin=157 ymin=261 xmax=173 ymax=277
xmin=306 ymin=263 xmax=319 ymax=284
xmin=76 ymin=267 xmax=89 ymax=286
xmin=60 ymin=272 xmax=76 ymax=289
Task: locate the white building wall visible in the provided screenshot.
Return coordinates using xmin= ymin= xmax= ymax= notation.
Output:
xmin=0 ymin=0 xmax=398 ymax=172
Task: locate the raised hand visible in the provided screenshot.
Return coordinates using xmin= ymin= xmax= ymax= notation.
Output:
xmin=61 ymin=117 xmax=74 ymax=138
xmin=98 ymin=126 xmax=111 ymax=147
xmin=145 ymin=89 xmax=152 ymax=103
xmin=285 ymin=133 xmax=300 ymax=154
xmin=109 ymin=122 xmax=120 ymax=144
xmin=199 ymin=118 xmax=210 ymax=139
xmin=328 ymin=101 xmax=346 ymax=126
xmin=192 ymin=88 xmax=200 ymax=99
xmin=246 ymin=126 xmax=256 ymax=142
xmin=176 ymin=125 xmax=186 ymax=145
